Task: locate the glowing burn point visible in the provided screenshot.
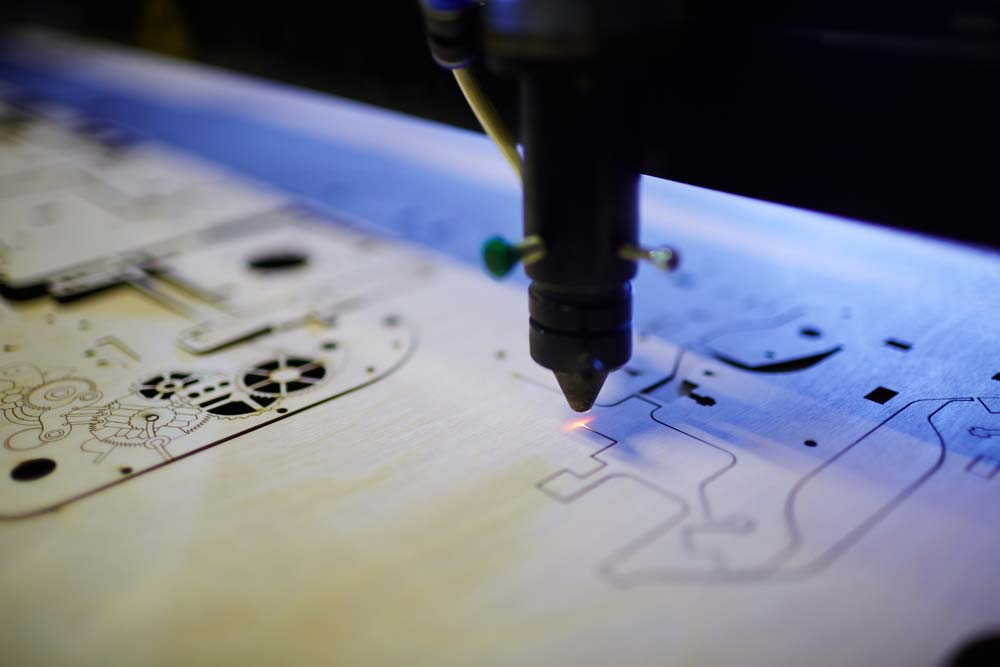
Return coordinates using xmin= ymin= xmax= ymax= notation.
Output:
xmin=562 ymin=417 xmax=594 ymax=432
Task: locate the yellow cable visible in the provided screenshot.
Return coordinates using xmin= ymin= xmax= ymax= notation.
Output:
xmin=453 ymin=67 xmax=522 ymax=181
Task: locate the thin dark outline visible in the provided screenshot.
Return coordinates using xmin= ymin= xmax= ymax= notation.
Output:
xmin=536 ymin=387 xmax=974 ymax=587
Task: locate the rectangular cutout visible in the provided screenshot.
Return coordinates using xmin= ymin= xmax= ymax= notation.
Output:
xmin=884 ymin=338 xmax=912 ymax=351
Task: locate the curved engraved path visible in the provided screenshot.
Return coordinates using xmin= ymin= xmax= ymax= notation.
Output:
xmin=539 ymin=392 xmax=977 ymax=586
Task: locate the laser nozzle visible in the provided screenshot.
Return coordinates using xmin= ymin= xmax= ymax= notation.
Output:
xmin=554 ymin=368 xmax=608 ymax=413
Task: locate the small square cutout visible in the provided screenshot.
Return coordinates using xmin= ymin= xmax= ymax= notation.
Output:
xmin=864 ymin=386 xmax=898 ymax=404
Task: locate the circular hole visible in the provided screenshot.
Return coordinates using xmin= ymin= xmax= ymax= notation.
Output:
xmin=219 ymin=381 xmax=230 ymax=387
xmin=247 ymin=250 xmax=309 ymax=273
xmin=322 ymin=341 xmax=338 ymax=351
xmin=366 ymin=366 xmax=376 ymax=374
xmin=276 ymin=407 xmax=288 ymax=414
xmin=11 ymin=458 xmax=56 ymax=481
xmin=703 ymin=369 xmax=715 ymax=376
xmin=119 ymin=466 xmax=133 ymax=475
xmin=799 ymin=327 xmax=822 ymax=338
xmin=495 ymin=350 xmax=507 ymax=360
xmin=764 ymin=350 xmax=776 ymax=359
xmin=803 ymin=439 xmax=818 ymax=447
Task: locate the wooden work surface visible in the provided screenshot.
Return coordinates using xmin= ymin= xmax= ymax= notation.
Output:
xmin=1 ymin=32 xmax=999 ymax=667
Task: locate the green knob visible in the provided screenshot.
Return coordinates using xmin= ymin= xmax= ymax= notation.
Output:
xmin=482 ymin=236 xmax=520 ymax=279
xmin=481 ymin=235 xmax=546 ymax=279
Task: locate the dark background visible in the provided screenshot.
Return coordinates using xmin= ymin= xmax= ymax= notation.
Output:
xmin=0 ymin=2 xmax=494 ymax=131
xmin=1 ymin=2 xmax=998 ymax=247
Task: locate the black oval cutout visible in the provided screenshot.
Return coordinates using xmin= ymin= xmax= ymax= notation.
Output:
xmin=11 ymin=458 xmax=56 ymax=481
xmin=247 ymin=250 xmax=309 ymax=272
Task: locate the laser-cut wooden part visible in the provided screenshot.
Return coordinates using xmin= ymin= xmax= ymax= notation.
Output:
xmin=0 ymin=104 xmax=280 ymax=291
xmin=0 ymin=307 xmax=414 ymax=517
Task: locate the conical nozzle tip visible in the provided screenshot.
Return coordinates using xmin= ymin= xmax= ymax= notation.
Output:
xmin=554 ymin=369 xmax=608 ymax=413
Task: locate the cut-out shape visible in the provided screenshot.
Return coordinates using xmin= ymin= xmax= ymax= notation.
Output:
xmin=703 ymin=307 xmax=845 ymax=374
xmin=247 ymin=249 xmax=309 ymax=272
xmin=864 ymin=386 xmax=898 ymax=405
xmin=678 ymin=379 xmax=716 ymax=406
xmin=10 ymin=457 xmax=55 ymax=481
xmin=240 ymin=356 xmax=326 ymax=397
xmin=135 ymin=372 xmax=199 ymax=401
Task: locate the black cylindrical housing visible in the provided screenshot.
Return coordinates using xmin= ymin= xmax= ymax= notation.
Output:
xmin=520 ymin=69 xmax=639 ymax=374
xmin=521 ymin=72 xmax=638 ymax=287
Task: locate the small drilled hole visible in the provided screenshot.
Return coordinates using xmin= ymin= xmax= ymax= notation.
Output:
xmin=119 ymin=466 xmax=133 ymax=475
xmin=322 ymin=341 xmax=338 ymax=350
xmin=803 ymin=439 xmax=817 ymax=447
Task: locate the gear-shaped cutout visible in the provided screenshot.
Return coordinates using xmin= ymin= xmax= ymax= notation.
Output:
xmin=239 ymin=355 xmax=327 ymax=398
xmin=134 ymin=372 xmax=201 ymax=402
xmin=90 ymin=402 xmax=207 ymax=447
